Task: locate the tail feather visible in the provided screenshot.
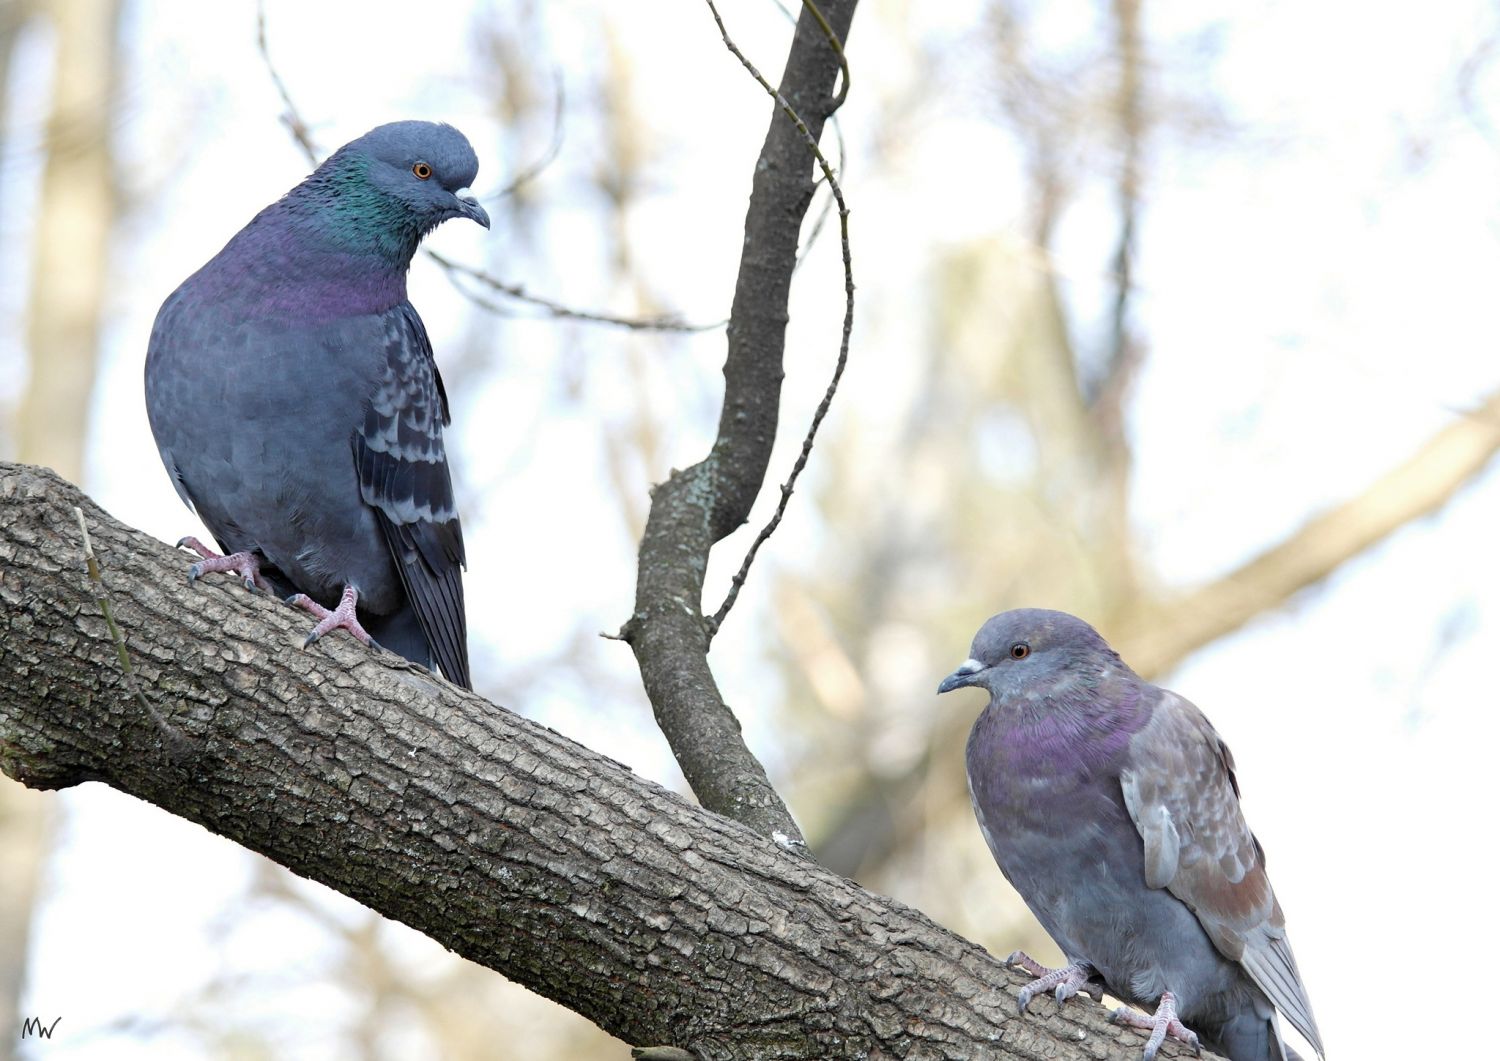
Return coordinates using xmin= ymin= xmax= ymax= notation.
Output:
xmin=363 ymin=603 xmax=435 ymax=673
xmin=1208 ymin=1011 xmax=1301 ymax=1061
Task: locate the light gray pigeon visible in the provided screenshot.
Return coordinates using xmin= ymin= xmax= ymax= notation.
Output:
xmin=938 ymin=609 xmax=1323 ymax=1061
xmin=144 ymin=121 xmax=488 ymax=688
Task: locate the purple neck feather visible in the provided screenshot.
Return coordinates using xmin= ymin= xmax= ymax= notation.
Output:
xmin=191 ymin=200 xmax=411 ymax=323
xmin=992 ymin=675 xmax=1153 ymax=778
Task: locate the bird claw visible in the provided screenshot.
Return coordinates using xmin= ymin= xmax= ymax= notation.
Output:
xmin=288 ymin=587 xmax=381 ymax=652
xmin=1111 ymin=991 xmax=1200 ymax=1060
xmin=177 ymin=536 xmax=270 ymax=593
xmin=1006 ymin=952 xmax=1099 ymax=1013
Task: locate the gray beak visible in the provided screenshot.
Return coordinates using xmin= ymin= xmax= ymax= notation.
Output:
xmin=454 ymin=188 xmax=490 ymax=229
xmin=937 ymin=658 xmax=986 ymax=695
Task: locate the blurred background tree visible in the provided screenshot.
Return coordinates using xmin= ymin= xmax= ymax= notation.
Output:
xmin=3 ymin=0 xmax=1499 ymax=1058
xmin=2 ymin=0 xmax=121 ymax=1050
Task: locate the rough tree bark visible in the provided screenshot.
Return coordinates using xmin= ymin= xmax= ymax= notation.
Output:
xmin=618 ymin=0 xmax=858 ymax=844
xmin=0 ymin=463 xmax=1210 ymax=1061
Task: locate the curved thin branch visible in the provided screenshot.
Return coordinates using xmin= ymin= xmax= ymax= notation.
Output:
xmin=483 ymin=67 xmax=568 ymax=203
xmin=253 ymin=1 xmax=713 ymax=334
xmin=705 ymin=0 xmax=856 ymax=636
xmin=255 ymin=0 xmax=320 ymax=165
xmin=771 ymin=0 xmax=851 ymax=282
xmin=0 ymin=463 xmax=1202 ymax=1061
xmin=798 ymin=0 xmax=851 ymax=110
xmin=428 ymin=250 xmax=722 ymax=333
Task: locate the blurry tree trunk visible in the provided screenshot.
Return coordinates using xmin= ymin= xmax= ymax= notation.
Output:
xmin=1110 ymin=387 xmax=1500 ymax=674
xmin=0 ymin=1 xmax=28 ymax=165
xmin=17 ymin=0 xmax=122 ymax=481
xmin=0 ymin=786 xmax=49 ymax=1056
xmin=1088 ymin=0 xmax=1143 ymax=582
xmin=3 ymin=1 xmax=122 ymax=1051
xmin=0 ymin=3 xmax=32 ymax=1048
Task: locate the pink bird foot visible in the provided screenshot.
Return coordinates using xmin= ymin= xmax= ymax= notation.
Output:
xmin=287 ymin=586 xmax=381 ymax=652
xmin=177 ymin=536 xmax=271 ymax=593
xmin=1112 ymin=991 xmax=1201 ymax=1060
xmin=1006 ymin=951 xmax=1103 ymax=1012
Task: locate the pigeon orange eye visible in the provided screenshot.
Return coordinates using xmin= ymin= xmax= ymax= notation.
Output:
xmin=412 ymin=162 xmax=433 ymax=180
xmin=1010 ymin=642 xmax=1030 ymax=660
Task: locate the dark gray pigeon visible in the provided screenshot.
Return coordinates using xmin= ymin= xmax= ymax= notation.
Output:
xmin=938 ymin=609 xmax=1323 ymax=1061
xmin=145 ymin=121 xmax=489 ymax=689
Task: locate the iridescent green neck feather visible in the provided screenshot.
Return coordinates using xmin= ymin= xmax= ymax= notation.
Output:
xmin=285 ymin=152 xmax=429 ymax=267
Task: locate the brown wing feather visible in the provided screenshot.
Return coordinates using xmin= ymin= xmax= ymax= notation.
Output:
xmin=1121 ymin=692 xmax=1323 ymax=1057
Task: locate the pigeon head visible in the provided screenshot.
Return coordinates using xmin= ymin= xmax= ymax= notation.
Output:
xmin=344 ymin=121 xmax=490 ymax=229
xmin=936 ymin=608 xmax=1125 ymax=700
xmin=294 ymin=121 xmax=490 ymax=262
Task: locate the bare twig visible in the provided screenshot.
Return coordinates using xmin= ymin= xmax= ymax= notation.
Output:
xmin=1455 ymin=19 xmax=1500 ymax=148
xmin=483 ymin=68 xmax=568 ymax=202
xmin=797 ymin=0 xmax=851 ymax=110
xmin=1095 ymin=0 xmax=1143 ymax=405
xmin=430 ymin=250 xmax=722 ymax=333
xmin=793 ymin=116 xmax=846 ymax=278
xmin=428 ymin=255 xmax=721 ymax=332
xmin=255 ymin=1 xmax=319 ymax=166
xmin=252 ymin=3 xmax=718 ymax=334
xmin=772 ymin=0 xmax=850 ymax=280
xmin=73 ymin=507 xmax=189 ymax=750
xmin=704 ymin=0 xmax=856 ymax=635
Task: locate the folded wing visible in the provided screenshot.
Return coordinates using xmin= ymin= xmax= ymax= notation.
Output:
xmin=352 ymin=303 xmax=470 ymax=689
xmin=1121 ymin=692 xmax=1322 ymax=1057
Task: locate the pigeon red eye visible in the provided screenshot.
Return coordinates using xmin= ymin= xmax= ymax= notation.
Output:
xmin=412 ymin=162 xmax=433 ymax=180
xmin=1010 ymin=642 xmax=1030 ymax=660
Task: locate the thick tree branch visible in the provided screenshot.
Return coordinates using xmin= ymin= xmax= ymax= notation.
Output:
xmin=0 ymin=463 xmax=1204 ymax=1061
xmin=618 ymin=0 xmax=858 ymax=843
xmin=1112 ymin=388 xmax=1500 ymax=676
